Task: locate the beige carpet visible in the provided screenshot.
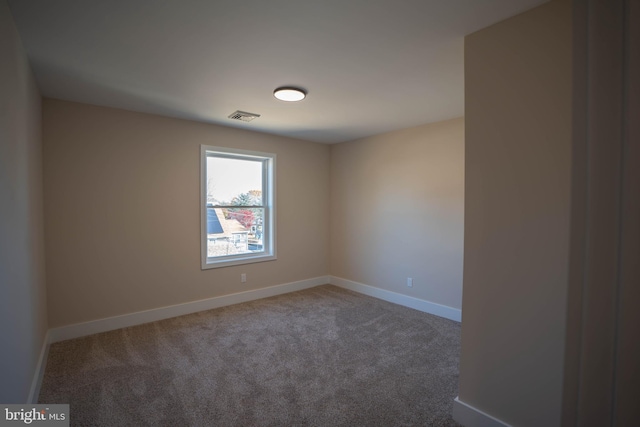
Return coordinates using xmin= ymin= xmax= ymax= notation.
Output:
xmin=39 ymin=285 xmax=461 ymax=426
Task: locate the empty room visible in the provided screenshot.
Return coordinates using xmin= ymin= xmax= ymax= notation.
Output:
xmin=1 ymin=0 xmax=637 ymax=426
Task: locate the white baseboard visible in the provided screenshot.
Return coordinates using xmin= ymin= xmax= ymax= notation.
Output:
xmin=453 ymin=397 xmax=511 ymax=427
xmin=329 ymin=276 xmax=461 ymax=322
xmin=49 ymin=276 xmax=330 ymax=343
xmin=27 ymin=330 xmax=50 ymax=403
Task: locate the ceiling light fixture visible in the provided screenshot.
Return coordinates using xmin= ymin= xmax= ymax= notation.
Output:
xmin=273 ymin=87 xmax=307 ymax=102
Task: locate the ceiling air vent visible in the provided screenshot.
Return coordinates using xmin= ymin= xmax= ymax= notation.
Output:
xmin=228 ymin=110 xmax=261 ymax=122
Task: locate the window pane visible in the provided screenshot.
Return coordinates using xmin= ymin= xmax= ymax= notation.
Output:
xmin=206 ymin=157 xmax=263 ymax=206
xmin=206 ymin=207 xmax=264 ymax=257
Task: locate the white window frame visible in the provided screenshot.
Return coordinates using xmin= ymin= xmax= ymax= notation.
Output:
xmin=200 ymin=145 xmax=276 ymax=269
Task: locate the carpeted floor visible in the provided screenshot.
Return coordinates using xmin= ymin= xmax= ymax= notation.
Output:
xmin=39 ymin=285 xmax=461 ymax=426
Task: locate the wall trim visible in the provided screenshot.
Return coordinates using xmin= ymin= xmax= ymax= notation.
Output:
xmin=27 ymin=331 xmax=50 ymax=403
xmin=329 ymin=276 xmax=461 ymax=322
xmin=453 ymin=397 xmax=512 ymax=427
xmin=49 ymin=276 xmax=330 ymax=343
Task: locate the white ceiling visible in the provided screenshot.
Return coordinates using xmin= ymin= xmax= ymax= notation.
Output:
xmin=8 ymin=0 xmax=547 ymax=144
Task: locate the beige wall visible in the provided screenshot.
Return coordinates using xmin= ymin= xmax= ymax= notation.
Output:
xmin=330 ymin=118 xmax=464 ymax=310
xmin=0 ymin=0 xmax=47 ymax=402
xmin=43 ymin=99 xmax=330 ymax=327
xmin=458 ymin=0 xmax=572 ymax=426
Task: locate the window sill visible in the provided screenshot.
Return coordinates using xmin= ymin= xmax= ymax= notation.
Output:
xmin=201 ymin=254 xmax=277 ymax=270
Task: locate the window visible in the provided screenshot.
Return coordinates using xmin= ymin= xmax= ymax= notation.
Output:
xmin=201 ymin=145 xmax=276 ymax=269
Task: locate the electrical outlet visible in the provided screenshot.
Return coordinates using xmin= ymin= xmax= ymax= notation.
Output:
xmin=241 ymin=273 xmax=247 ymax=283
xmin=407 ymin=277 xmax=413 ymax=287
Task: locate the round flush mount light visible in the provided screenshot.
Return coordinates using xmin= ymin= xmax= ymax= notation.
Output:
xmin=273 ymin=87 xmax=307 ymax=102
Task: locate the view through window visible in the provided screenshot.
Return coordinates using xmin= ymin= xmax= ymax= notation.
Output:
xmin=201 ymin=146 xmax=276 ymax=269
